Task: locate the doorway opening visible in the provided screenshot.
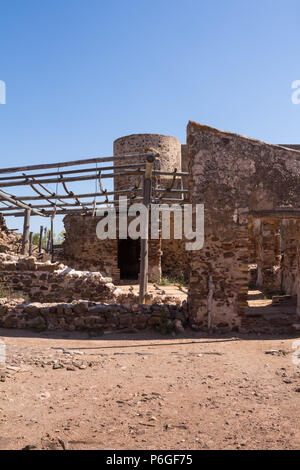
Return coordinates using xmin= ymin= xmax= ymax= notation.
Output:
xmin=118 ymin=239 xmax=140 ymax=280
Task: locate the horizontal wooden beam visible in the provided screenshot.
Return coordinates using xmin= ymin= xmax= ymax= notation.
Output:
xmin=0 ymin=190 xmax=48 ymax=217
xmin=0 ymin=152 xmax=159 ymax=175
xmin=0 ymin=162 xmax=145 ymax=182
xmin=1 ymin=188 xmax=142 ymax=203
xmin=0 ymin=170 xmax=144 ymax=189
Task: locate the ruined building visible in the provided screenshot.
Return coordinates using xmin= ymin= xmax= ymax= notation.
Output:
xmin=1 ymin=121 xmax=300 ymax=333
xmin=62 ymin=133 xmax=190 ymax=282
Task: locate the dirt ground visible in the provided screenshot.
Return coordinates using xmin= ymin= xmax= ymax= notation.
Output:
xmin=1 ymin=326 xmax=300 ymax=450
xmin=116 ymin=282 xmax=188 ymax=301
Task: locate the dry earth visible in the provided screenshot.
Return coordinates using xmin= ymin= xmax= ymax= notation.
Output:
xmin=0 ymin=327 xmax=300 ymax=450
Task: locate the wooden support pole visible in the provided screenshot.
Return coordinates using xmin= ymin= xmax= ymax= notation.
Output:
xmin=46 ymin=230 xmax=51 ymax=254
xmin=22 ymin=208 xmax=31 ymax=255
xmin=139 ymin=156 xmax=155 ymax=304
xmin=0 ymin=152 xmax=159 ymax=175
xmin=39 ymin=226 xmax=43 ymax=254
xmin=50 ymin=217 xmax=54 ymax=258
xmin=29 ymin=232 xmax=33 ymax=256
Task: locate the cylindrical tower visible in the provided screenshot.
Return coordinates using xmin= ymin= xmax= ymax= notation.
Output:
xmin=113 ymin=133 xmax=182 ymax=197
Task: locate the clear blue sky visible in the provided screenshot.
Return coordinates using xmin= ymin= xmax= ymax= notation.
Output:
xmin=0 ymin=0 xmax=300 ymax=234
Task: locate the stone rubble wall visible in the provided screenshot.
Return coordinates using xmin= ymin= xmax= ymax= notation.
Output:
xmin=0 ymin=254 xmax=122 ymax=303
xmin=0 ymin=213 xmax=22 ymax=254
xmin=113 ymin=133 xmax=182 ymax=198
xmin=62 ymin=215 xmax=120 ymax=279
xmin=62 ymin=214 xmax=162 ymax=283
xmin=281 ymin=220 xmax=299 ymax=296
xmin=0 ymin=298 xmax=187 ymax=332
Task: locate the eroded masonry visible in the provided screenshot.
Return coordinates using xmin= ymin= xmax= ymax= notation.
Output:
xmin=0 ymin=124 xmax=300 ymax=333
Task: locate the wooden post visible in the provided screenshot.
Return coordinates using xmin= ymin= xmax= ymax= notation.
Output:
xmin=44 ymin=227 xmax=47 ymax=251
xmin=139 ymin=155 xmax=155 ymax=304
xmin=39 ymin=226 xmax=43 ymax=253
xmin=29 ymin=232 xmax=33 ymax=256
xmin=50 ymin=217 xmax=54 ymax=261
xmin=22 ymin=208 xmax=31 ymax=255
xmin=46 ymin=230 xmax=51 ymax=253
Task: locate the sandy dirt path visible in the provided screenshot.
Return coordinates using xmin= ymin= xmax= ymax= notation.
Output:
xmin=0 ymin=328 xmax=300 ymax=450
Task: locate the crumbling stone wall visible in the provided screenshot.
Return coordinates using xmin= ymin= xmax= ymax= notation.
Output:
xmin=0 ymin=213 xmax=22 ymax=254
xmin=62 ymin=214 xmax=162 ymax=283
xmin=281 ymin=220 xmax=299 ymax=296
xmin=0 ymin=254 xmax=119 ymax=303
xmin=62 ymin=215 xmax=120 ymax=278
xmin=113 ymin=134 xmax=182 ymax=197
xmin=187 ymin=121 xmax=300 ymax=330
xmin=256 ymin=218 xmax=281 ymax=295
xmin=0 ymin=298 xmax=187 ymax=332
xmin=161 ymin=212 xmax=189 ymax=280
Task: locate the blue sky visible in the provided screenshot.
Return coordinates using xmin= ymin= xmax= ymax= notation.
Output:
xmin=0 ymin=0 xmax=300 ymax=234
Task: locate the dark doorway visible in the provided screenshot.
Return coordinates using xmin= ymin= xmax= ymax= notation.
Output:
xmin=118 ymin=239 xmax=140 ymax=280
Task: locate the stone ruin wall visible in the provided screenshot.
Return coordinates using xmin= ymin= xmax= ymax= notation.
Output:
xmin=281 ymin=219 xmax=299 ymax=296
xmin=0 ymin=253 xmax=121 ymax=303
xmin=0 ymin=213 xmax=22 ymax=255
xmin=61 ymin=214 xmax=162 ymax=283
xmin=113 ymin=133 xmax=182 ymax=197
xmin=255 ymin=218 xmax=281 ymax=295
xmin=59 ymin=136 xmax=192 ymax=284
xmin=187 ymin=121 xmax=300 ymax=330
xmin=0 ymin=297 xmax=187 ymax=332
xmin=161 ymin=144 xmax=190 ymax=280
xmin=0 ymin=253 xmax=187 ymax=333
xmin=2 ymin=129 xmax=300 ymax=333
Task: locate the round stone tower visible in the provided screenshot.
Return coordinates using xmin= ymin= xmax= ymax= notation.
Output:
xmin=113 ymin=133 xmax=182 ymax=196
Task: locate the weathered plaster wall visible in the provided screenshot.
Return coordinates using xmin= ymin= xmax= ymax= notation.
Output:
xmin=187 ymin=121 xmax=300 ymax=330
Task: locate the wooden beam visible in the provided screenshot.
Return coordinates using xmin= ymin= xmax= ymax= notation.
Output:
xmin=6 ymin=188 xmax=142 ymax=202
xmin=29 ymin=232 xmax=33 ymax=256
xmin=22 ymin=209 xmax=31 ymax=255
xmin=0 ymin=170 xmax=144 ymax=189
xmin=39 ymin=226 xmax=43 ymax=254
xmin=139 ymin=156 xmax=155 ymax=304
xmin=0 ymin=152 xmax=159 ymax=175
xmin=0 ymin=190 xmax=48 ymax=217
xmin=0 ymin=162 xmax=146 ymax=182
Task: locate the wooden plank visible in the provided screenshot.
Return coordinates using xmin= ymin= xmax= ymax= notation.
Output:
xmin=0 ymin=152 xmax=158 ymax=175
xmin=0 ymin=162 xmax=145 ymax=182
xmin=139 ymin=156 xmax=155 ymax=304
xmin=22 ymin=209 xmax=31 ymax=255
xmin=39 ymin=226 xmax=43 ymax=254
xmin=0 ymin=190 xmax=48 ymax=217
xmin=29 ymin=232 xmax=33 ymax=256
